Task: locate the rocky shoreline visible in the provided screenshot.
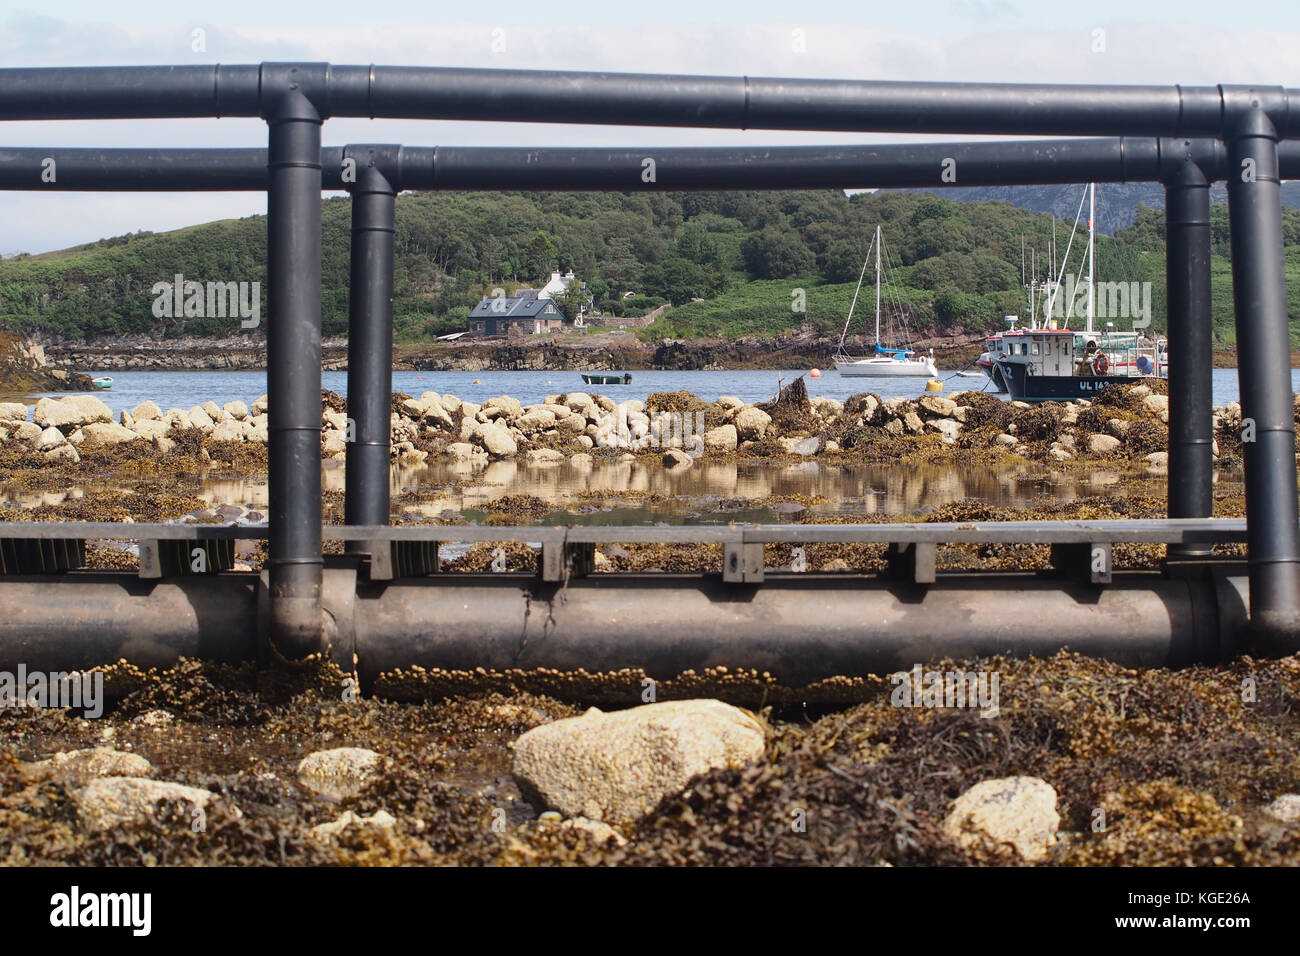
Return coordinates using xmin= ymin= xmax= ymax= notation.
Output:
xmin=0 ymin=377 xmax=1253 ymax=475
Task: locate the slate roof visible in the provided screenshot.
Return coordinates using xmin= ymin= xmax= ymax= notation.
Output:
xmin=469 ymin=294 xmax=559 ymax=319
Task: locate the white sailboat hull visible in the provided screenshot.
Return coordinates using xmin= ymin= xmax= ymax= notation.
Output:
xmin=835 ymin=356 xmax=938 ymax=378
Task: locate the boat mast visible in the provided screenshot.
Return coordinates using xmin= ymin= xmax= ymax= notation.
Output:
xmin=874 ymin=224 xmax=882 ymax=347
xmin=1087 ymin=182 xmax=1095 ymax=335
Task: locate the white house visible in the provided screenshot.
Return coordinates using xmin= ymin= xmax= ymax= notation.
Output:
xmin=538 ymin=269 xmax=579 ymax=300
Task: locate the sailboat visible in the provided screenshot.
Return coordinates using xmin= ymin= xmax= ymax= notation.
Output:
xmin=835 ymin=225 xmax=938 ymax=378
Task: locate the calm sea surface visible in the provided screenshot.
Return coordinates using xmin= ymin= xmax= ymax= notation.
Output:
xmin=21 ymin=368 xmax=1284 ymax=417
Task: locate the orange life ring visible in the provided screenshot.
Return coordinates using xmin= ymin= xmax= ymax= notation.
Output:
xmin=1094 ymin=351 xmax=1109 ymax=375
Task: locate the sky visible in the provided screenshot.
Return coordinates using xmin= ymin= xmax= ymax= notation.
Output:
xmin=2 ymin=0 xmax=1299 ymax=253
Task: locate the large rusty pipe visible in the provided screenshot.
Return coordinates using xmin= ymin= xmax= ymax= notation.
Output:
xmin=0 ymin=572 xmax=1250 ymax=688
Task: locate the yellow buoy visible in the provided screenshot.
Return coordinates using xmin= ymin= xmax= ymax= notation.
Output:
xmin=925 ymin=379 xmax=943 ymax=392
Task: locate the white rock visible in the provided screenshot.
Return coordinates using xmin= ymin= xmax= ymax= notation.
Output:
xmin=525 ymin=448 xmax=565 ymax=465
xmin=81 ymin=422 xmax=144 ymax=446
xmin=1264 ymin=793 xmax=1300 ymax=822
xmin=252 ymin=394 xmax=269 ymax=416
xmin=480 ymin=425 xmax=517 ymax=459
xmin=663 ymin=447 xmax=693 ymax=468
xmin=943 ymin=776 xmax=1060 ymax=862
xmin=129 ymin=401 xmax=161 ymax=422
xmin=44 ymin=443 xmax=80 ymax=463
xmin=511 ymin=699 xmax=766 ymax=828
xmin=76 ymin=777 xmax=216 ymax=831
xmin=704 ymin=423 xmax=738 ymax=454
xmin=211 ymin=419 xmax=249 ymax=443
xmin=14 ymin=421 xmax=42 ymax=443
xmin=0 ymin=402 xmax=28 ymax=421
xmin=446 ymin=441 xmax=486 ymax=463
xmin=35 ymin=426 xmax=67 ymax=451
xmin=310 ymin=809 xmax=397 ymax=842
xmin=25 ymin=747 xmax=152 ymax=783
xmin=925 ymin=419 xmax=962 ymax=443
xmin=296 ymin=747 xmax=383 ymax=800
xmin=733 ymin=406 xmax=772 ymax=441
xmin=33 ymin=395 xmax=112 ymax=430
xmin=1088 ymin=433 xmax=1123 ymax=455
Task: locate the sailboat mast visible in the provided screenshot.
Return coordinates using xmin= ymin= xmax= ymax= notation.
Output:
xmin=874 ymin=224 xmax=882 ymax=346
xmin=1087 ymin=182 xmax=1096 ymax=335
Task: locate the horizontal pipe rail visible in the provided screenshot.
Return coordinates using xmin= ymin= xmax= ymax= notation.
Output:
xmin=0 ymin=518 xmax=1255 ymax=544
xmin=7 ymin=139 xmax=1300 ymax=191
xmin=0 ymin=570 xmax=1248 ymax=683
xmin=0 ymin=65 xmax=1295 ymax=139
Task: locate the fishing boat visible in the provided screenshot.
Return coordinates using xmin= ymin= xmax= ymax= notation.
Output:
xmin=835 ymin=225 xmax=937 ymax=378
xmin=91 ymin=376 xmax=113 ymax=389
xmin=581 ymin=372 xmax=632 ymax=385
xmin=996 ymin=184 xmax=1167 ymax=402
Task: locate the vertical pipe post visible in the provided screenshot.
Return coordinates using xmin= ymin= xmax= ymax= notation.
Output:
xmin=1226 ymin=107 xmax=1300 ymax=654
xmin=344 ymin=154 xmax=397 ymax=538
xmin=1164 ymin=154 xmax=1214 ymax=558
xmin=266 ymin=87 xmax=324 ymax=657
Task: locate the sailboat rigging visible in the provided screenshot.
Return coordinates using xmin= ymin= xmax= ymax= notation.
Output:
xmin=834 ymin=225 xmax=938 ymax=378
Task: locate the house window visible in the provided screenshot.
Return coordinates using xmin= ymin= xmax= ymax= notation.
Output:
xmin=1031 ymin=343 xmax=1040 ymax=355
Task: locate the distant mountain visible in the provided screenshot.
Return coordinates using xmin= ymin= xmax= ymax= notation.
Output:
xmin=895 ymin=182 xmax=1300 ymax=233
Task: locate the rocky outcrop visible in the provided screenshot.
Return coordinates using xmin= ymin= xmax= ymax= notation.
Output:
xmin=0 ymin=332 xmax=95 ymax=391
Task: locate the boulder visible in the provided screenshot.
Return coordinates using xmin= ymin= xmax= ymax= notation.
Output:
xmin=663 ymin=447 xmax=693 ymax=468
xmin=202 ymin=401 xmax=223 ymax=421
xmin=1088 ymin=433 xmax=1123 ymax=456
xmin=918 ymin=394 xmax=958 ymax=418
xmin=76 ymin=777 xmax=216 ymax=831
xmin=779 ymin=436 xmax=823 ymax=456
xmin=479 ymin=425 xmax=518 ymax=459
xmin=993 ymin=433 xmax=1018 ymax=447
xmin=251 ymin=394 xmax=269 ymax=416
xmin=733 ymin=405 xmax=773 ymax=441
xmin=0 ymin=402 xmax=28 ymax=421
xmin=81 ymin=422 xmax=144 ymax=446
xmin=1264 ymin=793 xmax=1300 ymax=823
xmin=132 ymin=419 xmax=169 ymax=441
xmin=187 ymin=406 xmax=215 ymax=430
xmin=511 ymin=699 xmax=766 ymax=828
xmin=446 ymin=442 xmax=486 ymax=463
xmin=320 ymin=428 xmax=347 ymax=455
xmin=715 ymin=395 xmax=744 ymax=410
xmin=569 ymin=452 xmax=594 ymax=469
xmin=903 ymin=411 xmax=925 ymax=435
xmin=517 ymin=409 xmax=558 ymax=434
xmin=943 ymin=776 xmax=1060 ymax=862
xmin=223 ymin=400 xmax=249 ymax=421
xmin=33 ymin=395 xmax=112 ymax=430
xmin=484 ymin=396 xmax=523 ymax=419
xmin=296 ymin=747 xmax=383 ymax=800
xmin=525 ymin=448 xmax=565 ymax=465
xmin=24 ymin=747 xmax=152 ymax=784
xmin=310 ymin=809 xmax=397 ymax=843
xmin=925 ymin=419 xmax=962 ymax=443
xmin=703 ymin=423 xmax=738 ymax=454
xmin=35 ymin=426 xmax=67 ymax=451
xmin=1142 ymin=393 xmax=1169 ymax=416
xmin=14 ymin=421 xmax=42 ymax=443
